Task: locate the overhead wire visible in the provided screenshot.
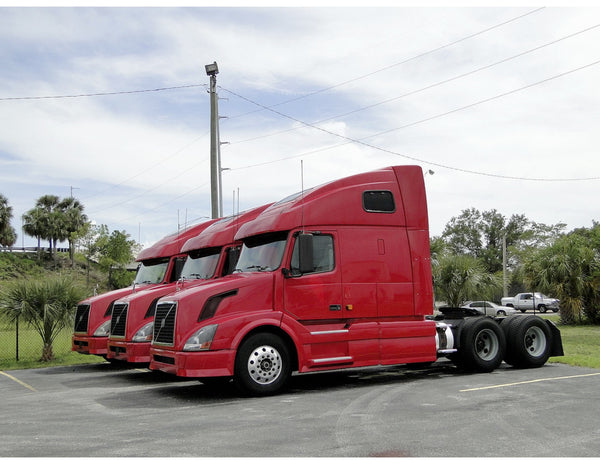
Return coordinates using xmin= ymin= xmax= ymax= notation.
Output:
xmin=224 ymin=7 xmax=547 ymax=121
xmin=229 ymin=22 xmax=600 ymax=145
xmin=0 ymin=83 xmax=206 ymax=101
xmin=220 ymin=57 xmax=600 ymax=182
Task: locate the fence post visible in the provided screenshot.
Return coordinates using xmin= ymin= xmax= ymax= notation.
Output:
xmin=15 ymin=315 xmax=19 ymax=362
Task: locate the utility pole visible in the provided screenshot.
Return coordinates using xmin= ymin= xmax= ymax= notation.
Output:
xmin=206 ymin=61 xmax=220 ymax=219
xmin=503 ymin=234 xmax=508 ymax=297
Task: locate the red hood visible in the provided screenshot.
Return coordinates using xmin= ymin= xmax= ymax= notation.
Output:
xmin=157 ymin=272 xmax=276 ymax=349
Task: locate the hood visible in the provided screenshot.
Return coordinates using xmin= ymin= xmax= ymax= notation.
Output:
xmin=79 ymin=284 xmax=144 ymax=306
xmin=156 ymin=273 xmax=276 ymax=347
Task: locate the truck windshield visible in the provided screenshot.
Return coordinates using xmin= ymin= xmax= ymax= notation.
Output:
xmin=235 ymin=232 xmax=288 ymax=273
xmin=181 ymin=249 xmax=221 ymax=280
xmin=134 ymin=258 xmax=170 ymax=284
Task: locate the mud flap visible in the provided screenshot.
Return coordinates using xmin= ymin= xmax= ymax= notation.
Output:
xmin=545 ymin=320 xmax=564 ymax=357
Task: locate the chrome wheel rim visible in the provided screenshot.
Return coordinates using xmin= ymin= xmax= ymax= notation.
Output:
xmin=247 ymin=345 xmax=282 ymax=385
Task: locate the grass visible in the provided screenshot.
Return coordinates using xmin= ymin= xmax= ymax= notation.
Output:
xmin=0 ymin=323 xmax=104 ymax=370
xmin=2 ymin=317 xmax=600 ymax=371
xmin=549 ymin=324 xmax=600 ymax=368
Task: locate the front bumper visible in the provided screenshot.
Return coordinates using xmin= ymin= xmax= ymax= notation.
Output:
xmin=149 ymin=346 xmax=235 ymax=378
xmin=106 ymin=340 xmax=151 ymax=363
xmin=72 ymin=335 xmax=108 ymax=355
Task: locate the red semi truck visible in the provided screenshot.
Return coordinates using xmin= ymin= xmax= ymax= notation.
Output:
xmin=72 ymin=221 xmax=216 ymax=358
xmin=149 ymin=165 xmax=563 ymax=396
xmin=106 ymin=205 xmax=270 ymax=364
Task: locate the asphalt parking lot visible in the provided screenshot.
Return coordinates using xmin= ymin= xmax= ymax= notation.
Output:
xmin=1 ymin=360 xmax=600 ymax=457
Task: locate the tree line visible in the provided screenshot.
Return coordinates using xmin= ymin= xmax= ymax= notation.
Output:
xmin=0 ymin=193 xmax=139 ymax=289
xmin=433 ymin=207 xmax=600 ymax=325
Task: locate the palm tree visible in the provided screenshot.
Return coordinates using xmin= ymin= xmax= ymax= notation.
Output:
xmin=22 ymin=207 xmax=46 ymax=258
xmin=59 ymin=197 xmax=88 ymax=266
xmin=523 ymin=234 xmax=598 ymax=325
xmin=0 ymin=194 xmax=17 ymax=248
xmin=0 ymin=277 xmax=86 ymax=361
xmin=433 ymin=253 xmax=501 ymax=307
xmin=23 ymin=195 xmax=64 ymax=259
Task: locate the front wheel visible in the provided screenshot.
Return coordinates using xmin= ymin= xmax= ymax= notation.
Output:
xmin=538 ymin=304 xmax=548 ymax=313
xmin=234 ymin=333 xmax=291 ymax=396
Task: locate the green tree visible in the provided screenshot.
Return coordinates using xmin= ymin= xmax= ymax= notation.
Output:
xmin=432 ymin=253 xmax=501 ymax=307
xmin=96 ymin=227 xmax=139 ymax=289
xmin=441 ymin=208 xmax=565 ymax=288
xmin=22 ymin=207 xmax=45 ymax=259
xmin=59 ymin=197 xmax=88 ymax=266
xmin=523 ymin=233 xmax=599 ymax=325
xmin=23 ymin=195 xmax=63 ymax=259
xmin=0 ymin=277 xmax=87 ymax=361
xmin=0 ymin=194 xmax=17 ymax=248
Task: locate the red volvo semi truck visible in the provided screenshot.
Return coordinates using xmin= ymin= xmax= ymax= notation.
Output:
xmin=106 ymin=205 xmax=270 ymax=364
xmin=149 ymin=165 xmax=563 ymax=396
xmin=72 ymin=221 xmax=216 ymax=358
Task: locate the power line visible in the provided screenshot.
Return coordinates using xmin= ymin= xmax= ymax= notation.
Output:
xmin=229 ymin=22 xmax=600 ymax=145
xmin=221 ymin=58 xmax=600 ymax=182
xmin=225 ymin=7 xmax=547 ymax=121
xmin=0 ymin=83 xmax=206 ymax=101
xmin=0 ymin=9 xmax=543 ymax=105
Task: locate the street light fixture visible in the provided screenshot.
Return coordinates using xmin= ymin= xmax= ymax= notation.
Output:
xmin=205 ymin=61 xmax=219 ymax=76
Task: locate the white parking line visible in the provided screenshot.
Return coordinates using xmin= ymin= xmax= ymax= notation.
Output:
xmin=460 ymin=372 xmax=600 ymax=392
xmin=0 ymin=370 xmax=37 ymax=392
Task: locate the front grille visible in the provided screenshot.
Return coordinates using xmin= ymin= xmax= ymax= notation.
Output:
xmin=153 ymin=302 xmax=177 ymax=346
xmin=74 ymin=304 xmax=90 ymax=333
xmin=110 ymin=303 xmax=128 ymax=338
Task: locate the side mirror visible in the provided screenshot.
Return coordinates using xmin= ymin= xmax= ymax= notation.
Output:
xmin=297 ymin=233 xmax=314 ymax=274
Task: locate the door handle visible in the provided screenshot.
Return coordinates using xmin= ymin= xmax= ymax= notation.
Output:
xmin=329 ymin=304 xmax=342 ymax=311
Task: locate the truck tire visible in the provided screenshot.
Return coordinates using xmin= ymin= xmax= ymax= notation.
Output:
xmin=455 ymin=317 xmax=506 ymax=372
xmin=234 ymin=333 xmax=291 ymax=396
xmin=503 ymin=315 xmax=552 ymax=368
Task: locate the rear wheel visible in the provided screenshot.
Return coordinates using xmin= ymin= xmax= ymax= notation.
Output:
xmin=234 ymin=333 xmax=291 ymax=396
xmin=455 ymin=318 xmax=506 ymax=372
xmin=503 ymin=315 xmax=552 ymax=368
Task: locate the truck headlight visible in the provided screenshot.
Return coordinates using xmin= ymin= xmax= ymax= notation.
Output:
xmin=93 ymin=320 xmax=111 ymax=337
xmin=183 ymin=324 xmax=218 ymax=351
xmin=132 ymin=322 xmax=154 ymax=342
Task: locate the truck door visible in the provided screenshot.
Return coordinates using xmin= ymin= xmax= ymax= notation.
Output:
xmin=283 ymin=231 xmax=341 ymax=322
xmin=282 ymin=232 xmax=349 ymax=367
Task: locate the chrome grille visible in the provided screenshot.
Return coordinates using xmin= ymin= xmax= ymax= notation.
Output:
xmin=110 ymin=303 xmax=128 ymax=338
xmin=153 ymin=302 xmax=177 ymax=346
xmin=74 ymin=304 xmax=90 ymax=333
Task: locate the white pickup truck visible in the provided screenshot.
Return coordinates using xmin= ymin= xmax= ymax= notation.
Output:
xmin=501 ymin=292 xmax=560 ymax=313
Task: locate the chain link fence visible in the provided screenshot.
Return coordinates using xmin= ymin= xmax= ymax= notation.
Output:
xmin=0 ymin=321 xmax=76 ymax=365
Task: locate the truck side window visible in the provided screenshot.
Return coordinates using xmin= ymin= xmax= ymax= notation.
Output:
xmin=363 ymin=190 xmax=395 ymax=213
xmin=290 ymin=234 xmax=334 ymax=275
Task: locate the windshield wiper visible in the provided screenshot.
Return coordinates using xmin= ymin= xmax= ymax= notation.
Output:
xmin=186 ymin=273 xmax=208 ymax=279
xmin=244 ymin=265 xmax=270 ymax=272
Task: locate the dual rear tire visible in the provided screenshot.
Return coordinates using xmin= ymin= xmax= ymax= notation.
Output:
xmin=453 ymin=315 xmax=553 ymax=372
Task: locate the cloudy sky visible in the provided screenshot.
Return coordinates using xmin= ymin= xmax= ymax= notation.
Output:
xmin=1 ymin=4 xmax=599 ymax=249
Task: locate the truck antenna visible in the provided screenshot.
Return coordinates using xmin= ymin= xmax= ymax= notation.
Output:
xmin=301 ymin=160 xmax=305 ymax=233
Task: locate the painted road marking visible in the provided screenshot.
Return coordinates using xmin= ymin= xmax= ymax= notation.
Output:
xmin=0 ymin=370 xmax=37 ymax=392
xmin=460 ymin=372 xmax=600 ymax=392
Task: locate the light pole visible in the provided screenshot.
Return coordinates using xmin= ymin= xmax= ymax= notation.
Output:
xmin=205 ymin=61 xmax=220 ymax=219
